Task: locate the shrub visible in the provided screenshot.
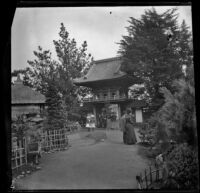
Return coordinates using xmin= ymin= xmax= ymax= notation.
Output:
xmin=138 ymin=122 xmax=156 ymax=145
xmin=143 ymin=78 xmax=196 ymax=149
xmin=164 ymin=143 xmax=199 ymax=189
xmin=12 ymin=115 xmax=27 ymax=141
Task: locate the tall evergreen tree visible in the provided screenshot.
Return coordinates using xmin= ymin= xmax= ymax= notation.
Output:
xmin=22 ymin=23 xmax=93 ymax=129
xmin=53 ymin=23 xmax=92 ymax=79
xmin=53 ymin=23 xmax=92 ymax=110
xmin=118 ymin=8 xmax=193 ymax=109
xmin=45 ymin=78 xmax=67 ymax=130
xmin=24 ymin=23 xmax=92 ymax=109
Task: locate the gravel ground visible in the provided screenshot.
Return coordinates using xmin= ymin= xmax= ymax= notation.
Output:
xmin=14 ymin=129 xmax=149 ymax=190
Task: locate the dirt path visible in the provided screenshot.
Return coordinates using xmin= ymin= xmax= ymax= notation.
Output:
xmin=15 ymin=129 xmax=149 ymax=189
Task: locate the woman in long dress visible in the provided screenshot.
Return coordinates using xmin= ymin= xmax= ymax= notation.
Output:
xmin=120 ymin=110 xmax=126 ymax=143
xmin=123 ymin=109 xmax=137 ymax=144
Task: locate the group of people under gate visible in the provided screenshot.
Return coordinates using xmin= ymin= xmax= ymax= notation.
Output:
xmin=86 ymin=108 xmax=137 ymax=145
xmin=98 ymin=113 xmax=107 ymax=128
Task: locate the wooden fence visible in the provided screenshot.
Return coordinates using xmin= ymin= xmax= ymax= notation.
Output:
xmin=136 ymin=165 xmax=165 ymax=189
xmin=11 ymin=137 xmax=27 ymax=170
xmin=41 ymin=129 xmax=69 ymax=152
xmin=11 ymin=129 xmax=69 ymax=170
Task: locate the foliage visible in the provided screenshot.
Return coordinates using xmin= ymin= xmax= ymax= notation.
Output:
xmin=185 ymin=62 xmax=194 ymax=86
xmin=21 ymin=23 xmax=93 ymax=130
xmin=12 ymin=114 xmax=43 ymax=143
xmin=25 ymin=123 xmax=43 ymax=142
xmin=137 ymin=145 xmax=162 ymax=160
xmin=12 ymin=115 xmax=27 ymax=141
xmin=11 ymin=69 xmax=27 ymax=77
xmin=163 ymin=143 xmax=199 ymax=189
xmin=128 ymin=85 xmax=148 ymax=100
xmin=161 ymin=79 xmax=195 ymax=145
xmin=52 ymin=23 xmax=93 ymax=108
xmin=67 ymin=102 xmax=93 ymax=127
xmin=53 ymin=23 xmax=92 ymax=79
xmin=144 ymin=76 xmax=196 ymax=147
xmin=23 ymin=23 xmax=92 ymax=108
xmin=45 ymin=79 xmax=67 ymax=130
xmin=24 ymin=47 xmax=56 ymax=95
xmin=138 ymin=123 xmax=154 ymax=145
xmin=118 ymin=8 xmax=193 ymax=109
xmin=139 ymin=118 xmax=169 ymax=146
xmin=11 ymin=69 xmax=28 ymax=84
xmin=138 ymin=66 xmax=196 ymax=170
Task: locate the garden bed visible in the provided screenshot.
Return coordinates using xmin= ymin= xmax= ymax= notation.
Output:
xmin=136 ymin=142 xmax=161 ymax=168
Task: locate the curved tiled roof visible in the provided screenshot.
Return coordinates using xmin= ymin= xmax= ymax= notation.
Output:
xmin=73 ymin=57 xmax=127 ymax=84
xmin=12 ymin=76 xmax=45 ymax=104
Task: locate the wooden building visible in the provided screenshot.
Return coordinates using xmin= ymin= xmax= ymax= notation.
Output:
xmin=74 ymin=57 xmax=146 ymax=128
xmin=12 ymin=75 xmax=46 ymax=119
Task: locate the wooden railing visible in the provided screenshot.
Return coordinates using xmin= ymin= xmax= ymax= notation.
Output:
xmin=83 ymin=95 xmax=134 ymax=102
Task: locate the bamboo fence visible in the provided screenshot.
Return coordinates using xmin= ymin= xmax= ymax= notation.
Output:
xmin=11 ymin=137 xmax=27 ymax=170
xmin=12 ymin=128 xmax=69 ymax=170
xmin=41 ymin=129 xmax=69 ymax=152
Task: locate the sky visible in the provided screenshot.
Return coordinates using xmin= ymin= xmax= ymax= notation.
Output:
xmin=11 ymin=6 xmax=192 ymax=71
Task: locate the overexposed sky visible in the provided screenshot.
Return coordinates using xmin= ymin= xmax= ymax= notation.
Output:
xmin=11 ymin=6 xmax=192 ymax=71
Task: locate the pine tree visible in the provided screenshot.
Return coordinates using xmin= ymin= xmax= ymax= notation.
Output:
xmin=118 ymin=8 xmax=193 ymax=110
xmin=21 ymin=23 xmax=93 ymax=130
xmin=24 ymin=23 xmax=92 ymax=111
xmin=53 ymin=23 xmax=92 ymax=79
xmin=53 ymin=23 xmax=92 ymax=110
xmin=45 ymin=78 xmax=67 ymax=130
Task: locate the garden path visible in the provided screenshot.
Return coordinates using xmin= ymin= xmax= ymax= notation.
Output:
xmin=15 ymin=129 xmax=149 ymax=189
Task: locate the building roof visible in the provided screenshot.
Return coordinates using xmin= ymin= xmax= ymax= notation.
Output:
xmin=73 ymin=57 xmax=128 ymax=85
xmin=12 ymin=75 xmax=45 ymax=104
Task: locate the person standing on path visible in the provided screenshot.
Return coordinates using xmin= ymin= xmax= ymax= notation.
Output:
xmin=120 ymin=110 xmax=127 ymax=144
xmin=86 ymin=114 xmax=95 ymax=131
xmin=123 ymin=108 xmax=137 ymax=144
